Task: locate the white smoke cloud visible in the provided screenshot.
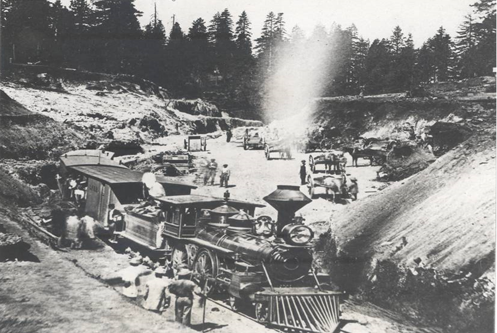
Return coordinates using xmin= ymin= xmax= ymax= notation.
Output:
xmin=262 ymin=26 xmax=334 ymax=138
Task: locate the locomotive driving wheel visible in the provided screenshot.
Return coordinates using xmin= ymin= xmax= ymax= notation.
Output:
xmin=193 ymin=248 xmax=219 ymax=296
xmin=254 ymin=302 xmax=269 ymax=323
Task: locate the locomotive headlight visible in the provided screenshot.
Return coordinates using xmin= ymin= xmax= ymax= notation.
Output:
xmin=281 ymin=224 xmax=314 ymax=245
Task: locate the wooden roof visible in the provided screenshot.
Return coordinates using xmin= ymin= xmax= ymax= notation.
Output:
xmin=69 ymin=165 xmax=197 ymax=188
xmin=60 ymin=150 xmax=124 ymax=168
xmin=156 ymin=194 xmax=264 ymax=208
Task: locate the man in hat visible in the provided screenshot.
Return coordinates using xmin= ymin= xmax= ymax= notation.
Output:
xmin=220 ymin=164 xmax=230 ymax=188
xmin=168 ymin=268 xmax=202 ymax=326
xmin=206 ymin=158 xmax=218 ymax=186
xmin=143 ymin=266 xmax=172 ymax=314
xmin=299 ymin=160 xmax=307 ymax=185
xmin=348 ymin=177 xmax=359 ymax=201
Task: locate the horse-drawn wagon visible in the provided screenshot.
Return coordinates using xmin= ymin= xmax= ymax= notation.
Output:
xmin=299 ymin=127 xmax=340 ymax=153
xmin=308 ymin=150 xmax=343 ymax=173
xmin=343 ymin=138 xmax=391 ymax=166
xmin=264 ymin=140 xmax=292 ymax=160
xmin=307 ymin=173 xmax=349 ymax=202
xmin=244 ymin=130 xmax=265 ymax=150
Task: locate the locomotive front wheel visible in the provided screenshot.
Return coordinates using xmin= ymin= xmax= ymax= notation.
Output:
xmin=255 ymin=302 xmax=269 ymax=323
xmin=193 ymin=248 xmax=218 ymax=296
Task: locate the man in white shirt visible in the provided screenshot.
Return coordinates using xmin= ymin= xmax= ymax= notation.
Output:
xmin=143 ymin=267 xmax=171 ymax=314
xmin=220 ymin=164 xmax=230 ymax=188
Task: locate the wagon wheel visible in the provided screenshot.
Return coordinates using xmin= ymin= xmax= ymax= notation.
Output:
xmin=254 ymin=302 xmax=269 ymax=323
xmin=307 ymin=175 xmax=315 ymax=198
xmin=308 ymin=155 xmax=315 ymax=173
xmin=171 ymin=244 xmax=189 ymax=270
xmin=193 ymin=248 xmax=218 ymax=296
xmin=320 ymin=138 xmax=333 ymax=151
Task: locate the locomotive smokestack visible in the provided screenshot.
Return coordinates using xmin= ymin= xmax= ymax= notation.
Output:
xmin=263 ymin=185 xmax=311 ymax=234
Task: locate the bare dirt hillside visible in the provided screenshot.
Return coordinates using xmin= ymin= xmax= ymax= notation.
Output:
xmin=320 ymin=113 xmax=495 ymax=332
xmin=0 ymin=90 xmax=85 ymax=159
xmin=0 ymin=67 xmax=262 ymax=147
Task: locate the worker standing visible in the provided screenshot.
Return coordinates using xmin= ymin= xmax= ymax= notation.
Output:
xmin=107 ymin=204 xmax=124 ymax=244
xmin=299 ymin=160 xmax=307 ymax=185
xmin=168 ymin=268 xmax=202 ymax=327
xmin=226 ymin=128 xmax=232 ymax=143
xmin=142 ymin=267 xmax=172 ymax=315
xmin=220 ymin=164 xmax=230 ymax=188
xmin=207 ymin=159 xmax=218 ymax=186
xmin=348 ymin=177 xmax=359 ymax=201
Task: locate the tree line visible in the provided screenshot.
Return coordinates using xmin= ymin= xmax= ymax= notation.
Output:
xmin=1 ymin=0 xmax=495 ymax=114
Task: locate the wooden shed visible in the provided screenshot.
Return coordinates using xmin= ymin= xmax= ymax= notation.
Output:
xmin=59 ymin=150 xmax=197 ymax=226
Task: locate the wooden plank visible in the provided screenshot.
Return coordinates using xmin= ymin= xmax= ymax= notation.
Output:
xmin=317 ymin=296 xmax=334 ymax=330
xmin=285 ymin=296 xmax=297 ymax=328
xmin=296 ymin=296 xmax=317 ymax=332
xmin=290 ymin=296 xmax=305 ymax=329
xmin=275 ymin=295 xmax=281 ymax=325
xmin=302 ymin=296 xmax=325 ymax=333
xmin=280 ymin=296 xmax=289 ymax=327
xmin=327 ymin=295 xmax=338 ymax=324
xmin=307 ymin=296 xmax=330 ymax=332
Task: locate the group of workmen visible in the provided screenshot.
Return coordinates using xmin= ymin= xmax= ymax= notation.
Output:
xmin=106 ymin=255 xmax=204 ymax=327
xmin=203 ymin=158 xmax=231 ymax=187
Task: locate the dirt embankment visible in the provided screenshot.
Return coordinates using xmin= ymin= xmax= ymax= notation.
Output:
xmin=317 ymin=97 xmax=496 ymax=332
xmin=0 ymin=90 xmax=85 ymax=160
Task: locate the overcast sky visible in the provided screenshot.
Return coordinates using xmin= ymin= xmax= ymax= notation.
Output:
xmin=57 ymin=0 xmax=477 ymax=47
xmin=133 ymin=0 xmax=476 ymax=47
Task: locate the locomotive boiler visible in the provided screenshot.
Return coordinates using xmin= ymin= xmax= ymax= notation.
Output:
xmin=164 ymin=185 xmax=342 ymax=333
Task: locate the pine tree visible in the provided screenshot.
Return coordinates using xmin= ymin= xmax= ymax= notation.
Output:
xmin=2 ymin=0 xmax=54 ymax=63
xmin=141 ymin=4 xmax=166 ymax=85
xmin=235 ymin=11 xmax=252 ymax=57
xmin=428 ymin=27 xmax=454 ymax=81
xmin=471 ymin=0 xmax=496 ymax=75
xmin=365 ymin=39 xmax=391 ymax=93
xmin=208 ymin=9 xmax=236 ymax=77
xmin=187 ymin=17 xmax=211 ymax=85
xmin=91 ymin=0 xmax=143 ymax=73
xmin=49 ymin=0 xmax=73 ymax=64
xmin=70 ymin=0 xmax=92 ymax=33
xmin=389 ymin=26 xmax=406 ymax=55
xmin=170 ymin=22 xmax=185 ymax=40
xmin=455 ymin=14 xmax=478 ymax=78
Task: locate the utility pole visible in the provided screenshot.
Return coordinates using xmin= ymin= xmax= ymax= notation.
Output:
xmin=172 ymin=14 xmax=175 ymax=27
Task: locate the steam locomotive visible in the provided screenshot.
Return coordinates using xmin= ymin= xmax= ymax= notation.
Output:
xmin=158 ymin=185 xmax=341 ymax=333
